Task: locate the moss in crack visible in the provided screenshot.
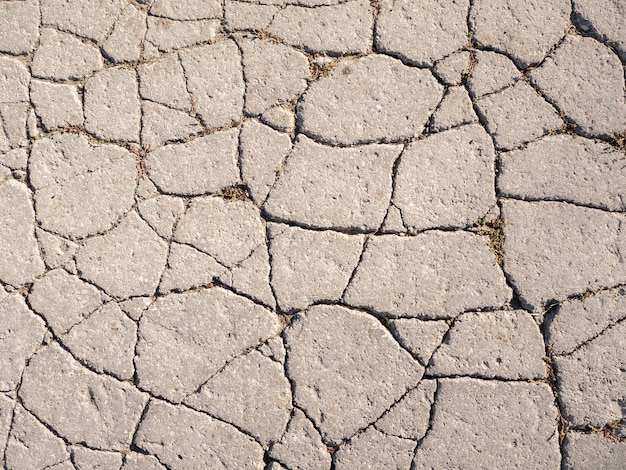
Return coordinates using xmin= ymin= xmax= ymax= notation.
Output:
xmin=219 ymin=183 xmax=250 ymax=202
xmin=474 ymin=216 xmax=505 ymax=266
xmin=309 ymin=58 xmax=336 ymax=82
xmin=587 ymin=419 xmax=626 ymax=443
xmin=609 ymin=131 xmax=626 ymax=154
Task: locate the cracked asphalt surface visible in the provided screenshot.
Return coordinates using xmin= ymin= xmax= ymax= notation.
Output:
xmin=1 ymin=0 xmax=625 ymax=468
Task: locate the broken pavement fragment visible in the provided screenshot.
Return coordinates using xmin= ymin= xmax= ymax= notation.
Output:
xmin=134 ymin=399 xmax=264 ymax=469
xmin=145 ymin=17 xmax=220 ymax=53
xmin=135 ymin=287 xmax=281 ymax=402
xmin=394 ymin=124 xmax=496 ymax=231
xmin=427 ymin=310 xmax=547 ymax=379
xmin=41 ymin=0 xmax=124 ymax=42
xmin=299 ymin=54 xmax=443 ymax=145
xmin=334 ymin=426 xmax=415 ymax=470
xmin=19 ymin=343 xmax=147 ymax=451
xmin=501 ymin=199 xmax=626 ymax=311
xmin=498 ymin=134 xmax=626 ymax=211
xmin=284 ymin=304 xmax=423 ymax=445
xmin=179 ymin=40 xmax=244 ymax=129
xmin=413 ymin=378 xmax=560 ymax=468
xmin=102 ymin=3 xmax=147 ymax=63
xmin=146 ymin=128 xmax=239 ymax=196
xmin=529 ymin=35 xmax=626 ymax=137
xmin=84 ymin=67 xmax=142 ymax=143
xmin=0 ymin=295 xmax=46 ymax=392
xmin=0 ymin=0 xmax=39 ymax=55
xmin=30 ymin=80 xmax=84 ymax=132
xmin=344 ymin=232 xmax=511 ymax=319
xmin=174 ymin=196 xmax=266 ymax=267
xmin=264 ymin=135 xmax=401 ymax=231
xmin=76 ymin=211 xmax=168 ymax=299
xmin=29 ymin=133 xmax=136 ymax=240
xmin=554 ymin=321 xmax=626 ymax=427
xmin=562 ymin=431 xmax=626 ymax=470
xmin=184 ymin=349 xmax=292 ymax=445
xmin=268 ymin=223 xmax=364 ymax=311
xmin=0 ymin=180 xmax=45 ymax=286
xmin=375 ymin=0 xmax=468 ymax=67
xmin=572 ymin=0 xmax=626 ymax=61
xmin=469 ymin=0 xmax=571 ymax=68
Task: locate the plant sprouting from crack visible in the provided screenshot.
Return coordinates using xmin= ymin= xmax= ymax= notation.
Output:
xmin=609 ymin=130 xmax=626 ymax=154
xmin=309 ymin=59 xmax=336 ymax=82
xmin=474 ymin=217 xmax=505 ymax=266
xmin=219 ymin=183 xmax=250 ymax=202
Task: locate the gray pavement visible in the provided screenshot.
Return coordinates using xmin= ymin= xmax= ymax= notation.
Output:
xmin=0 ymin=0 xmax=625 ymax=468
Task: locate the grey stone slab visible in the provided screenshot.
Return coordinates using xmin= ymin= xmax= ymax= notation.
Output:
xmin=146 ymin=17 xmax=220 ymax=53
xmin=475 ymin=81 xmax=561 ymax=150
xmin=498 ymin=135 xmax=626 ymax=211
xmin=218 ymin=244 xmax=276 ymax=308
xmin=0 ymin=57 xmax=29 ymax=104
xmin=5 ymin=406 xmax=69 ymax=470
xmin=121 ymin=453 xmax=167 ymax=470
xmin=268 ymin=408 xmax=332 ymax=470
xmin=71 ymin=446 xmax=123 ymax=470
xmin=0 ymin=148 xmax=28 ymax=170
xmin=344 ymin=232 xmax=511 ymax=319
xmin=0 ymin=295 xmax=46 ymax=392
xmin=545 ymin=288 xmax=626 ymax=355
xmin=501 ymin=199 xmax=626 ymax=310
xmin=139 ymin=54 xmax=192 ymax=112
xmin=159 ymin=242 xmax=226 ymax=293
xmin=413 ymin=378 xmax=560 ymax=469
xmin=259 ymin=336 xmax=286 ymax=364
xmin=562 ymin=431 xmax=626 ymax=470
xmin=268 ymin=224 xmax=363 ymax=311
xmin=32 ymin=29 xmax=103 ymax=81
xmin=30 ymin=80 xmax=84 ymax=132
xmin=30 ymin=134 xmax=136 ymax=239
xmin=554 ymin=321 xmax=626 ymax=427
xmin=174 ymin=196 xmax=265 ymax=266
xmin=19 ymin=343 xmax=148 ymax=451
xmin=41 ymin=0 xmax=125 ymax=42
xmin=334 ymin=425 xmax=415 ymax=469
xmin=137 ymin=194 xmax=185 ymax=239
xmin=469 ymin=0 xmax=571 ymax=68
xmin=529 ymin=35 xmax=626 ymax=137
xmin=395 ymin=124 xmax=496 ymax=231
xmin=84 ymin=67 xmax=142 ymax=143
xmin=284 ymin=305 xmax=423 ymax=444
xmin=573 ymin=0 xmax=626 ymax=61
xmin=118 ymin=297 xmax=152 ymax=321
xmin=375 ymin=0 xmax=468 ymax=66
xmin=380 ymin=204 xmax=406 ymax=234
xmin=141 ymin=101 xmax=203 ymax=147
xmin=224 ymin=1 xmax=279 ymax=31
xmin=0 ymin=102 xmax=29 ymax=149
xmin=62 ymin=302 xmax=137 ymax=380
xmin=264 ymin=135 xmax=400 ymax=230
xmin=268 ymin=0 xmax=373 ymax=55
xmin=299 ymin=55 xmax=443 ymax=145
xmin=29 ymin=268 xmax=102 ymax=336
xmin=432 ymin=51 xmax=471 ymax=86
xmin=150 ymin=0 xmax=222 ymax=20
xmin=146 ymin=129 xmax=239 ymax=195
xmin=136 ymin=287 xmax=280 ymax=402
xmin=0 ymin=0 xmax=39 ymax=55
xmin=428 ymin=310 xmax=546 ymax=379
xmin=261 ymin=105 xmax=296 ymax=134
xmin=134 ymin=400 xmax=264 ymax=469
xmin=467 ymin=50 xmax=520 ymax=98
xmin=0 ymin=394 xmax=14 ymax=465
xmin=0 ymin=180 xmax=45 ymax=286
xmin=185 ymin=349 xmax=292 ymax=445
xmin=179 ymin=40 xmax=244 ymax=128
xmin=388 ymin=319 xmax=448 ymax=366
xmin=375 ymin=379 xmax=437 ymax=440
xmin=240 ymin=119 xmax=292 ymax=204
xmin=430 ymin=86 xmax=477 ymax=132
xmin=76 ymin=211 xmax=169 ymax=299
xmin=240 ymin=37 xmax=309 ymax=115
xmin=102 ymin=3 xmax=147 ymax=63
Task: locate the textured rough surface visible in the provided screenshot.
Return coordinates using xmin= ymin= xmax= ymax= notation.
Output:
xmin=284 ymin=305 xmax=423 ymax=444
xmin=529 ymin=35 xmax=626 ymax=137
xmin=502 ymin=199 xmax=626 ymax=310
xmin=299 ymin=55 xmax=443 ymax=145
xmin=344 ymin=232 xmax=511 ymax=319
xmin=265 ymin=135 xmax=401 ymax=230
xmin=498 ymin=134 xmax=626 ymax=211
xmin=414 ymin=379 xmax=561 ymax=468
xmin=2 ymin=4 xmax=625 ymax=467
